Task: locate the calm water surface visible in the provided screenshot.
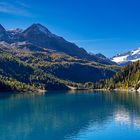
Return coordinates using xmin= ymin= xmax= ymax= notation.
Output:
xmin=0 ymin=91 xmax=140 ymax=140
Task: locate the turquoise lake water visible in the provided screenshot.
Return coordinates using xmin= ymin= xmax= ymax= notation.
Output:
xmin=0 ymin=91 xmax=140 ymax=140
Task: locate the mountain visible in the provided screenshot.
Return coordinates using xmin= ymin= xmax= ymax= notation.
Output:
xmin=0 ymin=45 xmax=117 ymax=92
xmin=111 ymin=48 xmax=140 ymax=66
xmin=95 ymin=53 xmax=116 ymax=65
xmin=0 ymin=24 xmax=11 ymax=42
xmin=0 ymin=23 xmax=115 ymax=65
xmin=95 ymin=53 xmax=108 ymax=59
xmin=0 ymin=23 xmax=119 ymax=92
xmin=95 ymin=60 xmax=140 ymax=92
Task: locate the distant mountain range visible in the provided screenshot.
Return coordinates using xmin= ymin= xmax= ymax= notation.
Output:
xmin=111 ymin=48 xmax=140 ymax=66
xmin=0 ymin=23 xmax=115 ymax=65
xmin=2 ymin=23 xmax=140 ymax=67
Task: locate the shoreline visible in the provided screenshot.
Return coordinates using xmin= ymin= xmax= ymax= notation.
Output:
xmin=0 ymin=87 xmax=140 ymax=94
xmin=94 ymin=88 xmax=140 ymax=93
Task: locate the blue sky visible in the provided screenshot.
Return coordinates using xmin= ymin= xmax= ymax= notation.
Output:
xmin=0 ymin=0 xmax=140 ymax=57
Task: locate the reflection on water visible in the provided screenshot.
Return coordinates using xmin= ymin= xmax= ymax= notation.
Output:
xmin=0 ymin=91 xmax=140 ymax=140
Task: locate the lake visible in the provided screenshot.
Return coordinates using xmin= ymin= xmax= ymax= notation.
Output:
xmin=0 ymin=91 xmax=140 ymax=140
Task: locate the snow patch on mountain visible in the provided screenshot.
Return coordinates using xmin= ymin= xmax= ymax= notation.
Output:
xmin=111 ymin=48 xmax=140 ymax=65
xmin=112 ymin=55 xmax=129 ymax=63
xmin=8 ymin=28 xmax=23 ymax=35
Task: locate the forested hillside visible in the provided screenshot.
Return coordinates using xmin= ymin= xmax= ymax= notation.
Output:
xmin=95 ymin=60 xmax=140 ymax=91
xmin=0 ymin=47 xmax=117 ymax=92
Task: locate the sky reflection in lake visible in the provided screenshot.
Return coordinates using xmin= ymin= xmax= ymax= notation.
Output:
xmin=0 ymin=91 xmax=140 ymax=140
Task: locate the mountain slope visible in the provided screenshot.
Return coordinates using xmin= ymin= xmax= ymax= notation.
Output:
xmin=0 ymin=23 xmax=115 ymax=65
xmin=0 ymin=24 xmax=11 ymax=42
xmin=0 ymin=49 xmax=73 ymax=91
xmin=111 ymin=48 xmax=140 ymax=66
xmin=42 ymin=62 xmax=116 ymax=83
xmin=95 ymin=60 xmax=140 ymax=91
xmin=0 ymin=42 xmax=118 ymax=92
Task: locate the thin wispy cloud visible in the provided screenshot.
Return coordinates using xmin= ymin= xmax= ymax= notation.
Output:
xmin=0 ymin=1 xmax=31 ymax=16
xmin=15 ymin=1 xmax=31 ymax=8
xmin=72 ymin=38 xmax=118 ymax=43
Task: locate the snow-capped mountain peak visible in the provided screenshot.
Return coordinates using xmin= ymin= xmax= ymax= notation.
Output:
xmin=111 ymin=48 xmax=140 ymax=65
xmin=131 ymin=48 xmax=140 ymax=55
